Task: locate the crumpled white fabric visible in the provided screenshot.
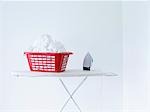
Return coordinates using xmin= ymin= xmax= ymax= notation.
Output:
xmin=29 ymin=34 xmax=66 ymax=52
xmin=48 ymin=41 xmax=66 ymax=52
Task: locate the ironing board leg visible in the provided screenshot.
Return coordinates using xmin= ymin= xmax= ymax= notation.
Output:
xmin=59 ymin=76 xmax=88 ymax=112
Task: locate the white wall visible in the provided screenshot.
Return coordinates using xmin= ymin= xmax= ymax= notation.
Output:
xmin=1 ymin=1 xmax=150 ymax=112
xmin=0 ymin=1 xmax=3 ymax=109
xmin=148 ymin=2 xmax=150 ymax=112
xmin=0 ymin=1 xmax=122 ymax=112
xmin=122 ymin=2 xmax=149 ymax=112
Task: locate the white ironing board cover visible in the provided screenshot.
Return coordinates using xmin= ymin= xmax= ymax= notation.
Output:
xmin=12 ymin=69 xmax=118 ymax=77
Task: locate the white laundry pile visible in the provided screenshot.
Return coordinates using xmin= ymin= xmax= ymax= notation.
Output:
xmin=29 ymin=34 xmax=66 ymax=52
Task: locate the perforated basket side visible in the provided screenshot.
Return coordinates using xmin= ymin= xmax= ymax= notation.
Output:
xmin=26 ymin=54 xmax=33 ymax=71
xmin=24 ymin=52 xmax=72 ymax=72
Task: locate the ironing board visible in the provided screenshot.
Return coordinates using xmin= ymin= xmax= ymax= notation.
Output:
xmin=12 ymin=69 xmax=117 ymax=112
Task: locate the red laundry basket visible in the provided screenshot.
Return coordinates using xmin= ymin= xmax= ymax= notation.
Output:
xmin=24 ymin=52 xmax=73 ymax=72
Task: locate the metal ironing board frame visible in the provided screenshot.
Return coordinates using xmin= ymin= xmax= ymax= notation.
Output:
xmin=12 ymin=69 xmax=117 ymax=112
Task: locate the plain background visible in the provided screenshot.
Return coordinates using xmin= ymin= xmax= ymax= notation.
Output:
xmin=0 ymin=1 xmax=149 ymax=112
